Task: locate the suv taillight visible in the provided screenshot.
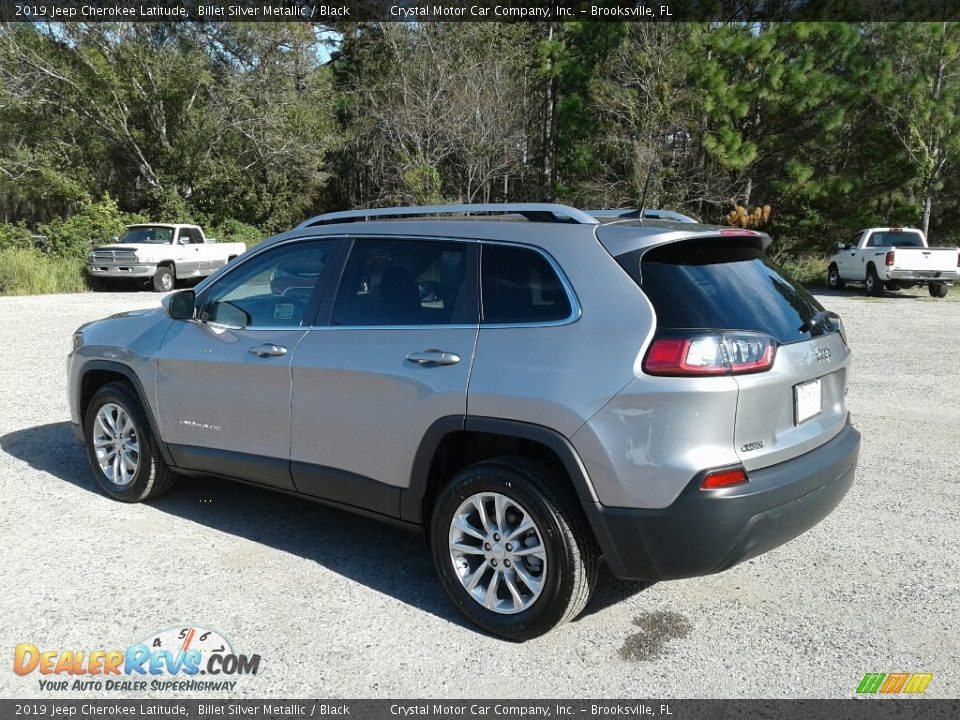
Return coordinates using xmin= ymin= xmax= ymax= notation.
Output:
xmin=643 ymin=333 xmax=777 ymax=377
xmin=885 ymin=250 xmax=895 ymax=266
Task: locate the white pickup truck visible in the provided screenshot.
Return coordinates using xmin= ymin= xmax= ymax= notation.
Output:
xmin=827 ymin=227 xmax=960 ymax=298
xmin=87 ymin=224 xmax=246 ymax=292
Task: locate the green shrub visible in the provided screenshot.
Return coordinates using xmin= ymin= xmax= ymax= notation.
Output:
xmin=0 ymin=248 xmax=86 ymax=295
xmin=0 ymin=223 xmax=34 ymax=252
xmin=777 ymin=254 xmax=828 ymax=289
xmin=37 ymin=194 xmax=148 ymax=259
xmin=208 ymin=218 xmax=267 ymax=248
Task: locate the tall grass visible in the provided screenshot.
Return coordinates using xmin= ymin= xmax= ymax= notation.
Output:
xmin=0 ymin=248 xmax=87 ymax=296
xmin=777 ymin=254 xmax=828 ymax=289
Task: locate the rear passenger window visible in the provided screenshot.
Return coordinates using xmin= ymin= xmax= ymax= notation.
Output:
xmin=481 ymin=245 xmax=572 ymax=324
xmin=331 ymin=239 xmax=474 ymax=326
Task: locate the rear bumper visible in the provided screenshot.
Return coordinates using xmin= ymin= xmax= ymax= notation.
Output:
xmin=585 ymin=421 xmax=860 ymax=581
xmin=887 ymin=269 xmax=957 ymax=282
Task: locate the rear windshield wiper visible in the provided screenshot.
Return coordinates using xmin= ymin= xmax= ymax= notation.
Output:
xmin=798 ymin=309 xmax=839 ymax=335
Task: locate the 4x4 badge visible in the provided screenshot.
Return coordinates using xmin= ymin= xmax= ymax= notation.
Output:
xmin=813 ymin=346 xmax=832 ymax=363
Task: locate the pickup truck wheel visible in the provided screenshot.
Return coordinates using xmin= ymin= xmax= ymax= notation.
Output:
xmin=929 ymin=282 xmax=949 ymax=298
xmin=430 ymin=457 xmax=598 ymax=640
xmin=864 ymin=267 xmax=882 ymax=296
xmin=827 ymin=264 xmax=844 ymax=290
xmin=153 ymin=265 xmax=175 ymax=292
xmin=88 ymin=277 xmax=106 ymax=292
xmin=83 ymin=382 xmax=177 ymax=502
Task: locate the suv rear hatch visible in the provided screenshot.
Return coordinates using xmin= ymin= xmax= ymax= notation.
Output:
xmin=617 ymin=234 xmax=850 ymax=472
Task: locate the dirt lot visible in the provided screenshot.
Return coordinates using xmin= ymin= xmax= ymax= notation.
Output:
xmin=1 ymin=287 xmax=958 ymax=698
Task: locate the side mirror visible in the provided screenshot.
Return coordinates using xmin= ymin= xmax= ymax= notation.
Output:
xmin=164 ymin=290 xmax=196 ymax=320
xmin=836 ymin=242 xmax=845 ymax=250
xmin=112 ymin=235 xmax=120 ymax=243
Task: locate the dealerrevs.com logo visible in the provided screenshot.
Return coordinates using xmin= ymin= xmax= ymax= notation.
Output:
xmin=13 ymin=626 xmax=262 ymax=692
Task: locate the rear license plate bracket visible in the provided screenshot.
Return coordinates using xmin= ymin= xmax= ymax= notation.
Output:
xmin=794 ymin=378 xmax=822 ymax=425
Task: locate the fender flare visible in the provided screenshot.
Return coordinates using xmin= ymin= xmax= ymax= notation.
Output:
xmin=78 ymin=360 xmax=175 ymax=466
xmin=401 ymin=415 xmax=599 ymax=524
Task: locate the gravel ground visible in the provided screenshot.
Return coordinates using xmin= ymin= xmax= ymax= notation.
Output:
xmin=0 ymin=287 xmax=958 ymax=699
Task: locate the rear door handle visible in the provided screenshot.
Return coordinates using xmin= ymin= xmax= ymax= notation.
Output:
xmin=406 ymin=349 xmax=461 ymax=366
xmin=248 ymin=343 xmax=288 ymax=358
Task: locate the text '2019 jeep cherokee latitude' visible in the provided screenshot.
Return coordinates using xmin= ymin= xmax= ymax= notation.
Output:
xmin=68 ymin=203 xmax=860 ymax=640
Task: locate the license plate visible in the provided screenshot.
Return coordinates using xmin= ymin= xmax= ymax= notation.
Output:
xmin=794 ymin=378 xmax=822 ymax=425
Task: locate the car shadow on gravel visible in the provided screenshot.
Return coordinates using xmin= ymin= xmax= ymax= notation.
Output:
xmin=3 ymin=420 xmax=654 ymax=634
xmin=1 ymin=421 xmax=471 ymax=631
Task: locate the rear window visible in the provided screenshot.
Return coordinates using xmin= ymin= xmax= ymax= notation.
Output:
xmin=620 ymin=239 xmax=834 ymax=344
xmin=865 ymin=231 xmax=924 ymax=248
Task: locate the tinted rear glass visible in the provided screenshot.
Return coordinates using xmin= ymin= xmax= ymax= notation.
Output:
xmin=621 ymin=240 xmax=834 ymax=344
xmin=481 ymin=244 xmax=572 ymax=324
xmin=865 ymin=231 xmax=924 ymax=248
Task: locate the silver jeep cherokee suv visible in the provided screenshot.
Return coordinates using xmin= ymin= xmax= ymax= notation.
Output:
xmin=68 ymin=203 xmax=860 ymax=640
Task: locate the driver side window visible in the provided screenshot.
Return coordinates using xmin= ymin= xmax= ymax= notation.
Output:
xmin=201 ymin=240 xmax=336 ymax=328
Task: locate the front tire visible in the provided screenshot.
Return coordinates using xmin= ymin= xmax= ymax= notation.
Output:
xmin=153 ymin=265 xmax=175 ymax=292
xmin=83 ymin=382 xmax=177 ymax=502
xmin=430 ymin=457 xmax=598 ymax=640
xmin=929 ymin=282 xmax=949 ymax=298
xmin=827 ymin=264 xmax=845 ymax=290
xmin=865 ymin=266 xmax=882 ymax=296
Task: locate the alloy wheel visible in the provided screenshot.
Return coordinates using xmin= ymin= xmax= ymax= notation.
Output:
xmin=92 ymin=403 xmax=140 ymax=486
xmin=448 ymin=492 xmax=548 ymax=614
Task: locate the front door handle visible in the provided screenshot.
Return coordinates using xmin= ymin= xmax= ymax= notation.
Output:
xmin=248 ymin=343 xmax=288 ymax=358
xmin=406 ymin=349 xmax=461 ymax=366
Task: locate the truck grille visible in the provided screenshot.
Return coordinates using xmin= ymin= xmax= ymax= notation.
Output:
xmin=91 ymin=250 xmax=137 ymax=263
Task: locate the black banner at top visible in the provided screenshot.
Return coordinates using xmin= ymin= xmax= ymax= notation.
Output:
xmin=1 ymin=0 xmax=959 ymax=23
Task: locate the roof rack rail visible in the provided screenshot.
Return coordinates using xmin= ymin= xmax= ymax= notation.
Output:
xmin=587 ymin=208 xmax=699 ymax=224
xmin=298 ymin=203 xmax=600 ymax=228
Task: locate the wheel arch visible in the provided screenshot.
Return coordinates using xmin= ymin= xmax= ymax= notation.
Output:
xmin=78 ymin=360 xmax=175 ymax=466
xmin=403 ymin=416 xmax=599 ymax=526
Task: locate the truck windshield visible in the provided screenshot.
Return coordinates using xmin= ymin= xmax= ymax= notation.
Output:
xmin=119 ymin=226 xmax=174 ymax=244
xmin=866 ymin=231 xmax=924 ymax=248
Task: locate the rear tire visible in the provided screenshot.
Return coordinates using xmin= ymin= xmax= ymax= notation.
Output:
xmin=153 ymin=265 xmax=175 ymax=292
xmin=827 ymin=264 xmax=845 ymax=290
xmin=83 ymin=382 xmax=177 ymax=502
xmin=88 ymin=277 xmax=106 ymax=292
xmin=929 ymin=282 xmax=949 ymax=298
xmin=865 ymin=266 xmax=882 ymax=296
xmin=430 ymin=457 xmax=598 ymax=641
